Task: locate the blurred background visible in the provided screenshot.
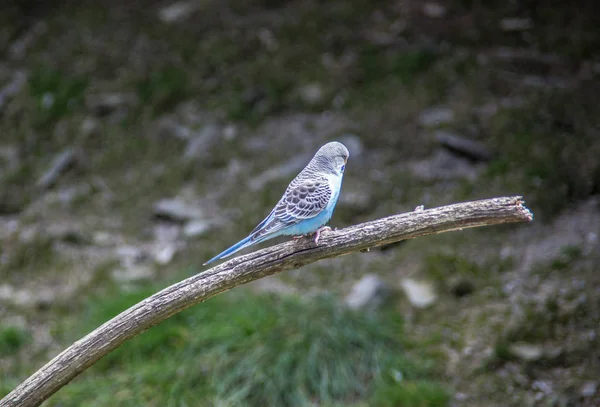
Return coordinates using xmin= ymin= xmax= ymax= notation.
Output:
xmin=1 ymin=0 xmax=599 ymax=406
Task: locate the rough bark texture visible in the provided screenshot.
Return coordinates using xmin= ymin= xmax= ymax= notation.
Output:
xmin=0 ymin=196 xmax=533 ymax=407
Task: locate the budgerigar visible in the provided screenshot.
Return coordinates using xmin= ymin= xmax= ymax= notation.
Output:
xmin=204 ymin=141 xmax=349 ymax=265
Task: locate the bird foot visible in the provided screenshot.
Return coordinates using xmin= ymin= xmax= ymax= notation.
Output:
xmin=313 ymin=226 xmax=332 ymax=245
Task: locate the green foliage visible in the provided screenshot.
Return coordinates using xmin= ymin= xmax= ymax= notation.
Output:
xmin=550 ymin=245 xmax=583 ymax=271
xmin=45 ymin=288 xmax=443 ymax=407
xmin=28 ymin=69 xmax=88 ymax=126
xmin=0 ymin=326 xmax=31 ymax=356
xmin=370 ymin=379 xmax=451 ymax=407
xmin=357 ymin=47 xmax=439 ymax=86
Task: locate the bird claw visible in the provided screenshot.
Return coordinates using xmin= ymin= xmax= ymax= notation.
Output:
xmin=292 ymin=226 xmax=331 ymax=245
xmin=313 ymin=226 xmax=332 ymax=245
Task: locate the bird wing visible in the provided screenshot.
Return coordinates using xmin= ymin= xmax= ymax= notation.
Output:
xmin=251 ymin=177 xmax=332 ymax=240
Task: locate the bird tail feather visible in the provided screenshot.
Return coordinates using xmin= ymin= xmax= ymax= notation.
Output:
xmin=203 ymin=235 xmax=256 ymax=265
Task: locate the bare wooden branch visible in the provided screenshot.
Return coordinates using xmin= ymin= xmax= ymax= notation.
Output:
xmin=1 ymin=196 xmax=533 ymax=407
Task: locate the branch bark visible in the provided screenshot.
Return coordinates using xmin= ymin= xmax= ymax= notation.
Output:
xmin=1 ymin=196 xmax=533 ymax=407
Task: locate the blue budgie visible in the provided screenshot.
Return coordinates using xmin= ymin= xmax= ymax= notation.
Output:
xmin=204 ymin=141 xmax=349 ymax=265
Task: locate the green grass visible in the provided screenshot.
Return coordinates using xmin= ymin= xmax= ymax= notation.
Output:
xmin=37 ymin=287 xmax=447 ymax=407
xmin=0 ymin=326 xmax=31 ymax=356
xmin=28 ymin=68 xmax=88 ymax=127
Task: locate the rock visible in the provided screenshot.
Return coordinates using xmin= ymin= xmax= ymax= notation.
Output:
xmin=257 ymin=28 xmax=278 ymax=52
xmin=158 ymin=1 xmax=200 ymax=23
xmin=298 ymin=83 xmax=325 ymax=107
xmin=36 ymin=148 xmax=80 ymax=189
xmin=520 ymin=75 xmax=574 ymax=90
xmin=111 ymin=265 xmax=154 ymax=282
xmin=500 ymin=18 xmax=533 ymax=31
xmin=93 ymin=231 xmax=120 ymax=246
xmin=85 ymin=92 xmax=137 ymax=116
xmin=153 ymin=243 xmax=178 ymax=265
xmin=508 ymin=342 xmax=544 ymax=362
xmin=183 ymin=219 xmax=212 ymax=237
xmin=473 ymin=97 xmax=526 ymax=120
xmin=0 ymin=71 xmax=27 ymax=110
xmin=115 ymin=245 xmax=147 ymax=266
xmin=423 ymin=2 xmax=447 ymax=18
xmin=80 ymin=117 xmax=100 ymax=138
xmin=491 ymin=47 xmax=565 ymax=65
xmin=418 ymin=106 xmax=454 ymax=127
xmin=153 ymin=223 xmax=180 ymax=242
xmin=580 ymin=381 xmax=597 ymax=398
xmin=345 ymin=274 xmax=390 ymax=310
xmin=400 ymin=278 xmax=437 ymax=308
xmin=407 ymin=149 xmax=481 ymax=181
xmin=222 ymin=124 xmax=238 ymax=141
xmin=184 ymin=124 xmax=222 ymax=160
xmin=157 ymin=117 xmax=194 ymax=139
xmin=435 ymin=131 xmax=493 ymax=162
xmin=153 ymin=198 xmax=204 ymax=222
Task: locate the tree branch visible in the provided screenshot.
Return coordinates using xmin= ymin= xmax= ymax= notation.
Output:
xmin=1 ymin=196 xmax=533 ymax=407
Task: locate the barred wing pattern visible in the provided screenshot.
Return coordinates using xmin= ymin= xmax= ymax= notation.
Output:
xmin=251 ymin=176 xmax=332 ymax=240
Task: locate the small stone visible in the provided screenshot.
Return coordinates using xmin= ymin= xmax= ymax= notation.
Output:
xmin=80 ymin=117 xmax=100 ymax=137
xmin=183 ymin=220 xmax=211 ymax=237
xmin=418 ymin=106 xmax=454 ymax=127
xmin=580 ymin=381 xmax=597 ymax=398
xmin=400 ymin=279 xmax=437 ymax=308
xmin=184 ymin=124 xmax=221 ymax=160
xmin=345 ymin=274 xmax=390 ymax=310
xmin=407 ymin=149 xmax=481 ymax=181
xmin=153 ymin=198 xmax=204 ymax=222
xmin=115 ymin=245 xmax=146 ymax=267
xmin=222 ymin=124 xmax=237 ymax=140
xmin=500 ymin=17 xmax=533 ymax=31
xmin=153 ymin=223 xmax=180 ymax=242
xmin=0 ymin=71 xmax=27 ymax=109
xmin=435 ymin=130 xmax=493 ymax=162
xmin=158 ymin=1 xmax=199 ymax=23
xmin=93 ymin=231 xmax=116 ymax=246
xmin=36 ymin=148 xmax=80 ymax=189
xmin=153 ymin=243 xmax=177 ymax=265
xmin=508 ymin=342 xmax=543 ymax=362
xmin=298 ymin=83 xmax=325 ymax=107
xmin=111 ymin=265 xmax=154 ymax=282
xmin=423 ymin=3 xmax=447 ymax=18
xmin=85 ymin=93 xmax=137 ymax=116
